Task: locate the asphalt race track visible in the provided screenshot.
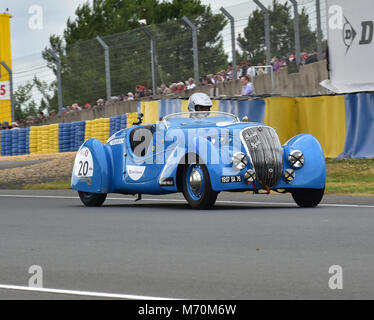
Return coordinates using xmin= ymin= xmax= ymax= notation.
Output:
xmin=0 ymin=190 xmax=373 ymax=300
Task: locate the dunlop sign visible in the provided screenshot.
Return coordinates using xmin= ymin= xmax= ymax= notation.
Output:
xmin=321 ymin=0 xmax=374 ymax=93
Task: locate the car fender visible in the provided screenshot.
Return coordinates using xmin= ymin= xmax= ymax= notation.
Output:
xmin=280 ymin=133 xmax=326 ymax=189
xmin=71 ymin=139 xmax=113 ymax=194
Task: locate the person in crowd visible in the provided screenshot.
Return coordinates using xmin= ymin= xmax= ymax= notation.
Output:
xmin=72 ymin=103 xmax=82 ymax=111
xmin=236 ymin=65 xmax=242 ymax=79
xmin=240 ymin=75 xmax=254 ymax=96
xmin=279 ymin=57 xmax=288 ymax=70
xmin=10 ymin=122 xmax=20 ymax=130
xmin=201 ymin=76 xmax=209 ymax=86
xmin=168 ymin=83 xmax=176 ymax=92
xmin=305 ymin=50 xmax=318 ymax=64
xmin=176 ymin=82 xmax=185 ymax=92
xmin=127 ymin=92 xmax=134 ymax=100
xmin=187 ymin=78 xmax=196 ymax=90
xmin=240 ymin=60 xmax=248 ymax=77
xmin=136 ymin=85 xmax=145 ymax=98
xmin=97 ymin=99 xmax=105 ymax=107
xmin=273 ymin=56 xmax=283 ymax=72
xmin=38 ymin=111 xmax=45 ymax=120
xmin=1 ymin=121 xmax=10 ymax=130
xmin=256 ymin=63 xmax=266 ymax=76
xmin=213 ymin=74 xmax=222 ymax=84
xmin=163 ymin=85 xmax=172 ymax=94
xmin=246 ymin=62 xmax=256 ymax=80
xmin=227 ymin=63 xmax=234 ymax=81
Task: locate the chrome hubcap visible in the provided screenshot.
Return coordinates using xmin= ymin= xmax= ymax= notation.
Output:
xmin=189 ymin=169 xmax=202 ymax=195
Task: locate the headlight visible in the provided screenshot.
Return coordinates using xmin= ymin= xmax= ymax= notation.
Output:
xmin=232 ymin=152 xmax=248 ymax=171
xmin=244 ymin=169 xmax=256 ymax=183
xmin=284 ymin=168 xmax=295 ymax=183
xmin=288 ymin=150 xmax=304 ymax=168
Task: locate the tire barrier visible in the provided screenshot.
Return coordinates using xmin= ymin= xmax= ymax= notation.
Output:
xmin=29 ymin=124 xmax=59 ymax=155
xmin=1 ymin=94 xmax=373 ymax=158
xmin=0 ymin=128 xmax=30 ymax=156
xmin=109 ymin=114 xmax=127 ymax=137
xmin=85 ymin=118 xmax=110 ymax=145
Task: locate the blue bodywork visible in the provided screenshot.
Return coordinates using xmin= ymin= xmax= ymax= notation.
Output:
xmin=71 ymin=112 xmax=326 ymax=195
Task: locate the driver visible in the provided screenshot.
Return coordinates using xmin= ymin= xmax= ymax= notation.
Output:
xmin=188 ymin=92 xmax=213 ymax=113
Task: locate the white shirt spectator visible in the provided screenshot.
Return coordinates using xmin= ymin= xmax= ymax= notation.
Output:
xmin=187 ymin=83 xmax=196 ymax=90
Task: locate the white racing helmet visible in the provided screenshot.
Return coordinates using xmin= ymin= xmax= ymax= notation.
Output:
xmin=188 ymin=93 xmax=213 ymax=112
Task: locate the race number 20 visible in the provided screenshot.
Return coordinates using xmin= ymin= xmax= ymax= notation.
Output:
xmin=74 ymin=147 xmax=94 ymax=177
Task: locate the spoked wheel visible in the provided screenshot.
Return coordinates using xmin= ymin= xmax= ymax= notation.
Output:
xmin=182 ymin=163 xmax=218 ymax=209
xmin=78 ymin=191 xmax=107 ymax=207
xmin=291 ymin=188 xmax=325 ymax=208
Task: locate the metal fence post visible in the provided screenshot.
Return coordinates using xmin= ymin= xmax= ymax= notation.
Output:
xmin=0 ymin=61 xmax=14 ymax=122
xmin=253 ymin=0 xmax=271 ymax=65
xmin=290 ymin=0 xmax=301 ymax=65
xmin=96 ymin=36 xmax=112 ymax=102
xmin=316 ymin=0 xmax=323 ymax=60
xmin=182 ymin=16 xmax=199 ymax=85
xmin=47 ymin=49 xmax=63 ymax=109
xmin=220 ymin=7 xmax=237 ymax=80
xmin=141 ymin=27 xmax=157 ymax=96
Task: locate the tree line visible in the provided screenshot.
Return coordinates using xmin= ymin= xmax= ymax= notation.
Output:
xmin=15 ymin=0 xmax=319 ymax=121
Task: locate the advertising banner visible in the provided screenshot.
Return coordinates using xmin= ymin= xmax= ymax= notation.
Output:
xmin=321 ymin=0 xmax=374 ymax=93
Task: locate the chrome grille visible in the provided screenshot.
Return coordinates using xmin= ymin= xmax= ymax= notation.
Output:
xmin=241 ymin=126 xmax=283 ymax=188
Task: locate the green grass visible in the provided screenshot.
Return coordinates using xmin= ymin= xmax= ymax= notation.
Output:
xmin=326 ymin=158 xmax=374 ymax=196
xmin=22 ymin=180 xmax=71 ymax=190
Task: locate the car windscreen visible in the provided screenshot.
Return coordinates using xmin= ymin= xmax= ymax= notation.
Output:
xmin=163 ymin=112 xmax=238 ymax=128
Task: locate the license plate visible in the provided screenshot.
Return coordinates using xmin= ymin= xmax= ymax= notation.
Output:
xmin=221 ymin=175 xmax=242 ymax=183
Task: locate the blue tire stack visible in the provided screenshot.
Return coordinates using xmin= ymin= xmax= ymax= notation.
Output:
xmin=25 ymin=128 xmax=30 ymax=154
xmin=72 ymin=121 xmax=85 ymax=151
xmin=11 ymin=130 xmax=19 ymax=156
xmin=120 ymin=114 xmax=127 ymax=130
xmin=59 ymin=123 xmax=72 ymax=153
xmin=17 ymin=128 xmax=28 ymax=155
xmin=1 ymin=130 xmax=12 ymax=156
xmin=110 ymin=114 xmax=127 ymax=137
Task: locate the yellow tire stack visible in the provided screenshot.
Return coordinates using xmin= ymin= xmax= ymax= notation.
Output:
xmin=40 ymin=126 xmax=49 ymax=154
xmin=126 ymin=113 xmax=138 ymax=128
xmin=29 ymin=126 xmax=40 ymax=154
xmin=85 ymin=118 xmax=110 ymax=144
xmin=46 ymin=124 xmax=59 ymax=154
xmin=29 ymin=124 xmax=59 ymax=155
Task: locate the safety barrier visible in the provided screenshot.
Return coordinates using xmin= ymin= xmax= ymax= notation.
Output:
xmin=0 ymin=94 xmax=373 ymax=158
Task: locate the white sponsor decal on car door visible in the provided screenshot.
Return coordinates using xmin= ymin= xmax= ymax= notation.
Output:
xmin=127 ymin=166 xmax=146 ymax=181
xmin=74 ymin=147 xmax=94 ymax=177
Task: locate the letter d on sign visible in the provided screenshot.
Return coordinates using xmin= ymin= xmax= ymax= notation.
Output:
xmin=328 ymin=265 xmax=343 ymax=290
xmin=28 ymin=265 xmax=43 ymax=288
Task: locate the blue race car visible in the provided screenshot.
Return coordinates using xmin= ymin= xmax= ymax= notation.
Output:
xmin=71 ymin=111 xmax=326 ymax=209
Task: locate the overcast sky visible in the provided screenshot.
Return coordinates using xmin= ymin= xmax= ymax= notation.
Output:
xmin=5 ymin=0 xmax=317 ymax=59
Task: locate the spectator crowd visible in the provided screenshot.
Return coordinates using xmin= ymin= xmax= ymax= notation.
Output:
xmin=1 ymin=49 xmax=323 ymax=129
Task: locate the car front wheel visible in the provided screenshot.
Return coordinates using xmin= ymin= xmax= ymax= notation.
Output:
xmin=291 ymin=188 xmax=325 ymax=208
xmin=78 ymin=191 xmax=107 ymax=207
xmin=182 ymin=164 xmax=218 ymax=209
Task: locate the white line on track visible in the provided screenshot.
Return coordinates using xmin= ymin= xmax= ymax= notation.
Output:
xmin=0 ymin=194 xmax=374 ymax=208
xmin=0 ymin=284 xmax=179 ymax=300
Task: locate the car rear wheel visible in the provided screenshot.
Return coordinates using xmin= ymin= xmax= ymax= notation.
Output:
xmin=182 ymin=163 xmax=218 ymax=209
xmin=78 ymin=191 xmax=107 ymax=207
xmin=291 ymin=188 xmax=325 ymax=208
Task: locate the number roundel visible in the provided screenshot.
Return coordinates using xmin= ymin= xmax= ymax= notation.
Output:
xmin=74 ymin=147 xmax=94 ymax=177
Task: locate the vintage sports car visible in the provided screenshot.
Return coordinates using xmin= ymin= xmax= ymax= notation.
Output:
xmin=71 ymin=111 xmax=326 ymax=209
